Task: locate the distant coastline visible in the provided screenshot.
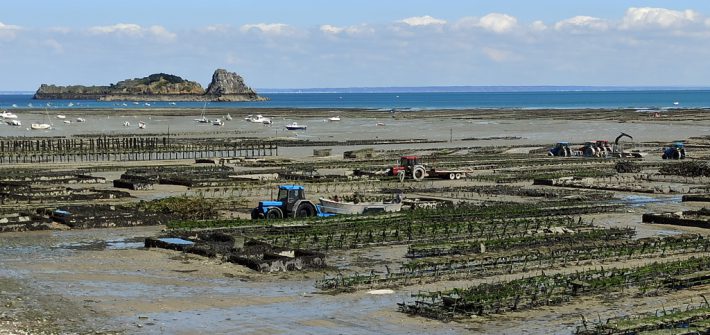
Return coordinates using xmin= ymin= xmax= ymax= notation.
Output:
xmin=8 ymin=86 xmax=710 ymax=95
xmin=32 ymin=69 xmax=266 ymax=102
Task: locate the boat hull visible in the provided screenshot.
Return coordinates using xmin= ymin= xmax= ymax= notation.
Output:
xmin=318 ymin=198 xmax=402 ymax=215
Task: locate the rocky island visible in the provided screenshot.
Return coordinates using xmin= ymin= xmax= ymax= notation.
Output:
xmin=33 ymin=69 xmax=267 ymax=102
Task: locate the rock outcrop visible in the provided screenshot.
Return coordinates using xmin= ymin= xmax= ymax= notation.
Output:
xmin=33 ymin=69 xmax=266 ymax=102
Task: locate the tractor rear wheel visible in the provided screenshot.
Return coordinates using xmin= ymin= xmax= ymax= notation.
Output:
xmin=295 ymin=202 xmax=317 ymax=218
xmin=449 ymin=173 xmax=456 ymax=180
xmin=455 ymin=173 xmax=462 ymax=180
xmin=266 ymin=207 xmax=283 ymax=219
xmin=412 ymin=166 xmax=426 ymax=181
xmin=672 ymin=149 xmax=681 ymax=160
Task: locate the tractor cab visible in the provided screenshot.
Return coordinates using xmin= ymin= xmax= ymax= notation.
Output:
xmin=548 ymin=142 xmax=571 ymax=156
xmin=391 ymin=155 xmax=420 ymax=176
xmin=275 ymin=185 xmax=306 ymax=213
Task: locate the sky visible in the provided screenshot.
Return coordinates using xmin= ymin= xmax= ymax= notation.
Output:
xmin=2 ymin=0 xmax=710 ymax=90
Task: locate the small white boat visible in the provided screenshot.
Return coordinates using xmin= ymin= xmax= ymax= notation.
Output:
xmin=56 ymin=115 xmax=66 ymax=119
xmin=328 ymin=116 xmax=341 ymax=122
xmin=673 ymin=101 xmax=680 ymax=105
xmin=123 ymin=121 xmax=130 ymax=127
xmin=144 ymin=103 xmax=151 ymax=106
xmin=27 ymin=103 xmax=33 ymax=107
xmin=212 ymin=119 xmax=224 ymax=126
xmin=245 ymin=114 xmax=272 ymax=124
xmin=318 ymin=194 xmax=404 ymax=215
xmin=376 ymin=122 xmax=386 ymax=126
xmin=169 ymin=102 xmax=177 ymax=105
xmin=63 ymin=120 xmax=71 ymax=124
xmin=138 ymin=121 xmax=146 ymax=129
xmin=285 ymin=122 xmax=307 ymax=130
xmin=6 ymin=120 xmax=21 ymax=126
xmin=225 ymin=113 xmax=233 ymax=121
xmin=122 ymin=103 xmax=128 ymax=107
xmin=132 ymin=102 xmax=139 ymax=105
xmin=11 ymin=104 xmax=18 ymax=108
xmin=195 ymin=103 xmax=209 ymax=123
xmin=76 ymin=117 xmax=86 ymax=123
xmin=67 ymin=102 xmax=74 ymax=107
xmin=1 ymin=111 xmax=18 ymax=119
xmin=31 ymin=123 xmax=51 ymax=130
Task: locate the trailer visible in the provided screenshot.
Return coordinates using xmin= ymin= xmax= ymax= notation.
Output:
xmin=388 ymin=155 xmax=469 ymax=181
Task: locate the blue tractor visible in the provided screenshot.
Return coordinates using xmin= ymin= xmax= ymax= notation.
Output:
xmin=662 ymin=142 xmax=686 ymax=160
xmin=548 ymin=142 xmax=573 ymax=157
xmin=251 ymin=185 xmax=333 ymax=220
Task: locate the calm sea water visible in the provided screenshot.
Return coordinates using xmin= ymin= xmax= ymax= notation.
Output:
xmin=1 ymin=90 xmax=709 ymax=110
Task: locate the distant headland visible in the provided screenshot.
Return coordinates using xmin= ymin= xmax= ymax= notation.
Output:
xmin=33 ymin=69 xmax=267 ymax=102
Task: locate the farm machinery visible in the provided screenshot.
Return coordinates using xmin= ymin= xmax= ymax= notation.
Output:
xmin=387 ymin=155 xmax=469 ymax=181
xmin=548 ymin=141 xmax=611 ymax=157
xmin=662 ymin=142 xmax=686 ymax=160
xmin=548 ymin=133 xmax=645 ymax=158
xmin=251 ymin=185 xmax=334 ymax=219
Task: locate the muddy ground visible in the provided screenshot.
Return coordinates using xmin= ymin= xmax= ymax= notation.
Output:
xmin=1 ymin=108 xmax=710 ymax=334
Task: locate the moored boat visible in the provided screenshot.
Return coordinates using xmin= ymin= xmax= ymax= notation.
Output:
xmin=6 ymin=120 xmax=21 ymax=126
xmin=31 ymin=123 xmax=51 ymax=130
xmin=328 ymin=116 xmax=341 ymax=122
xmin=285 ymin=122 xmax=307 ymax=130
xmin=318 ymin=194 xmax=404 ymax=215
xmin=245 ymin=114 xmax=272 ymax=124
xmin=138 ymin=121 xmax=146 ymax=129
xmin=1 ymin=111 xmax=18 ymax=119
xmin=212 ymin=119 xmax=224 ymax=126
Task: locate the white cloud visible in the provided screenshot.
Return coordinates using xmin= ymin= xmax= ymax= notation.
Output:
xmin=204 ymin=24 xmax=230 ymax=32
xmin=89 ymin=23 xmax=143 ymax=35
xmin=399 ymin=15 xmax=447 ymax=26
xmin=88 ymin=23 xmax=176 ymax=42
xmin=0 ymin=21 xmax=21 ymax=40
xmin=531 ymin=20 xmax=548 ymax=31
xmin=320 ymin=24 xmax=343 ymax=34
xmin=455 ymin=13 xmax=518 ymax=33
xmin=478 ymin=13 xmax=518 ymax=33
xmin=240 ymin=23 xmax=292 ymax=35
xmin=555 ymin=16 xmax=609 ymax=32
xmin=621 ymin=7 xmax=700 ymax=29
xmin=320 ymin=24 xmax=374 ymax=36
xmin=147 ymin=25 xmax=176 ymax=41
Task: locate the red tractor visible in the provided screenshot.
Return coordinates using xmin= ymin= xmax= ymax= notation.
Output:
xmin=388 ymin=156 xmax=428 ymax=181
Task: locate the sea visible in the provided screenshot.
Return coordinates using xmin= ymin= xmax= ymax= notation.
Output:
xmin=1 ymin=89 xmax=710 ymax=110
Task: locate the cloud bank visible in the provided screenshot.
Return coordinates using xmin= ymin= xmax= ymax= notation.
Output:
xmin=2 ymin=7 xmax=710 ymax=89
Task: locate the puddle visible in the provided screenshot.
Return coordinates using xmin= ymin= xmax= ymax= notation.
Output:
xmin=53 ymin=237 xmax=146 ymax=251
xmin=616 ymin=195 xmax=682 ymax=207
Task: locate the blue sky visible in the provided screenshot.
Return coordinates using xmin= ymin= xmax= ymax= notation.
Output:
xmin=2 ymin=1 xmax=710 ymax=90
